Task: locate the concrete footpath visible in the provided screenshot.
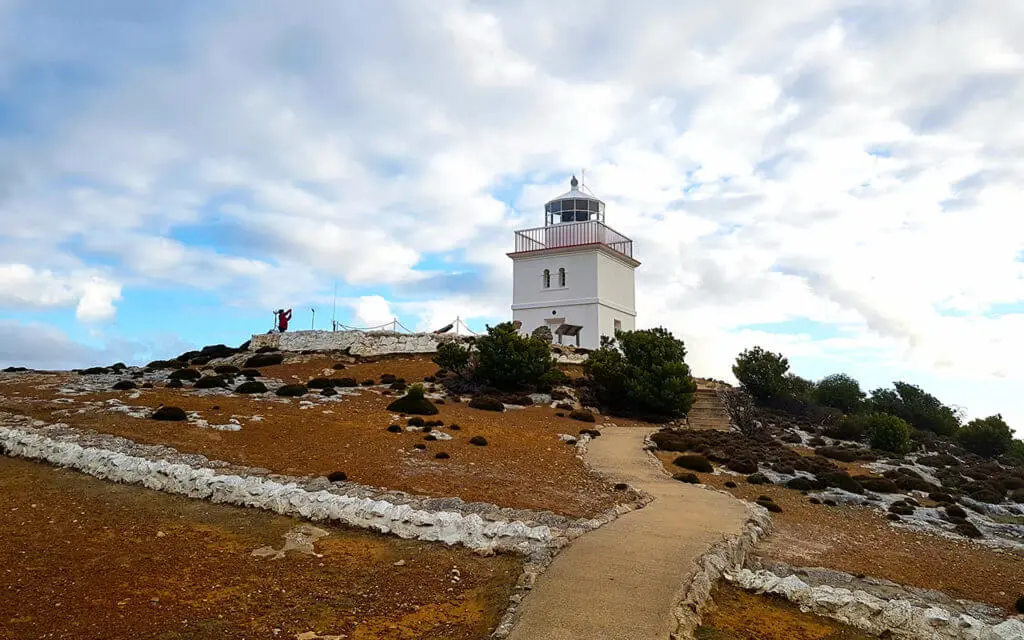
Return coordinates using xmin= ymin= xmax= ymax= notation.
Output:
xmin=507 ymin=427 xmax=749 ymax=640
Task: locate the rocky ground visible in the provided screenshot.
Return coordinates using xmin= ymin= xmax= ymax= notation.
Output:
xmin=0 ymin=455 xmax=521 ymax=640
xmin=0 ymin=353 xmax=635 ymax=518
xmin=653 ymin=389 xmax=1024 ymax=619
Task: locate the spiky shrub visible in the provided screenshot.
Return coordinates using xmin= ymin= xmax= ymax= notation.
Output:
xmin=433 ymin=341 xmax=471 ymax=377
xmin=866 ymin=413 xmax=913 ymax=454
xmin=474 ymin=322 xmax=553 ymax=390
xmin=584 ymin=328 xmax=696 ymax=419
xmin=386 ymin=383 xmax=439 ymax=415
xmin=957 ymin=414 xmax=1014 ymax=458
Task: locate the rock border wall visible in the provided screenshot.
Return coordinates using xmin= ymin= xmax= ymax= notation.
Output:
xmin=249 ymin=330 xmax=460 ymax=356
xmin=0 ymin=416 xmax=636 ymax=558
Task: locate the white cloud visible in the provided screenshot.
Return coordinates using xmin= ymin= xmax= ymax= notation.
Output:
xmin=352 ymin=295 xmax=395 ymax=330
xmin=1 ymin=1 xmax=1024 ymax=431
xmin=0 ymin=264 xmax=121 ymax=322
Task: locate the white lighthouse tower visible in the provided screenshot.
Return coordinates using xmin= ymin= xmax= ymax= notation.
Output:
xmin=508 ymin=176 xmax=639 ymax=349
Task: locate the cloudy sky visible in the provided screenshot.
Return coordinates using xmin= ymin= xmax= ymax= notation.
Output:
xmin=1 ymin=1 xmax=1022 ymax=432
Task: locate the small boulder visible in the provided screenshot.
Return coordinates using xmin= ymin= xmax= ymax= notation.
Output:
xmin=569 ymin=409 xmax=596 ymax=423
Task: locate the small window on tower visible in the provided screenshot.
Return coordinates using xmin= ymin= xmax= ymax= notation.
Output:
xmin=558 ymin=267 xmax=566 ymax=287
xmin=614 ymin=319 xmax=622 ymax=333
xmin=543 ymin=269 xmax=551 ymax=288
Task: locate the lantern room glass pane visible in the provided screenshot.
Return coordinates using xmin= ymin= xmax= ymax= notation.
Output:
xmin=549 ymin=200 xmax=561 ymax=212
xmin=589 ymin=200 xmax=600 ymax=212
xmin=576 ymin=210 xmax=589 ymax=222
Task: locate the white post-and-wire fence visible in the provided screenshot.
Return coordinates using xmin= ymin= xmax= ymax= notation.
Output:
xmin=323 ymin=316 xmax=481 ymax=336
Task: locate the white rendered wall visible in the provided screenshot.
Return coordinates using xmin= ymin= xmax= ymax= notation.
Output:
xmin=512 ymin=303 xmax=600 ymax=348
xmin=511 ymin=251 xmax=598 ymax=305
xmin=596 ymin=251 xmax=637 ymax=314
xmin=511 ymin=245 xmax=637 ymax=349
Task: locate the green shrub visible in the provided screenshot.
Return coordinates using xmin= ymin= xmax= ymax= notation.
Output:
xmin=866 ymin=413 xmax=912 ymax=454
xmin=826 ymin=414 xmax=870 ymax=441
xmin=957 ymin=414 xmax=1014 ymax=458
xmin=194 ymin=375 xmax=227 ymax=389
xmin=168 ymin=368 xmax=202 ymax=380
xmin=214 ymin=365 xmax=240 ymax=375
xmin=152 ymin=406 xmax=187 ymax=421
xmin=112 ymin=380 xmax=137 ymax=391
xmin=468 ymin=395 xmax=504 ymax=412
xmin=234 ymin=380 xmax=268 ymax=394
xmin=786 ymin=374 xmax=817 ymax=403
xmin=1003 ymin=440 xmax=1024 ymax=468
xmin=732 ymin=347 xmax=790 ymax=405
xmin=474 ymin=322 xmax=553 ymax=389
xmin=868 ymin=382 xmax=961 ymax=436
xmin=386 ymin=383 xmax=438 ymax=415
xmin=584 ymin=327 xmax=696 ymax=419
xmin=537 ymin=367 xmax=570 ymax=391
xmin=673 ymin=454 xmax=713 ymax=473
xmin=433 ymin=341 xmax=471 ymax=377
xmin=814 ymin=373 xmax=865 ymax=414
xmin=333 ymin=377 xmax=358 ymax=387
xmin=306 ymin=377 xmax=335 ymax=389
xmin=276 ymin=384 xmax=308 ymax=397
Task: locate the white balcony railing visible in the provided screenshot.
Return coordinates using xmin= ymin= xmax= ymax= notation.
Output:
xmin=512 ymin=220 xmax=634 ymax=259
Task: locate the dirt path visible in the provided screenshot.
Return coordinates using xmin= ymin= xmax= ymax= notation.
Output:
xmin=507 ymin=427 xmax=749 ymax=640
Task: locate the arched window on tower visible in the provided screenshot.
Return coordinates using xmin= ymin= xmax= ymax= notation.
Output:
xmin=542 ymin=269 xmax=551 ymax=288
xmin=558 ymin=267 xmax=566 ymax=287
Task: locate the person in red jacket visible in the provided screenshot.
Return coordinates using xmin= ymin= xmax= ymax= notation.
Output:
xmin=275 ymin=308 xmax=293 ymax=332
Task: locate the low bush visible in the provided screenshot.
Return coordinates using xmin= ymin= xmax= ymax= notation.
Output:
xmin=747 ymin=473 xmax=770 ymax=485
xmin=585 ymin=327 xmax=697 ymax=419
xmin=786 ymin=477 xmax=815 ymax=491
xmin=673 ymin=472 xmax=699 ymax=484
xmin=240 ymin=368 xmax=261 ymax=378
xmin=152 ymin=406 xmax=187 ymax=421
xmin=327 ymin=471 xmax=347 ymax=482
xmin=332 ymin=363 xmax=347 ymax=370
xmin=407 ymin=417 xmax=425 ymax=427
xmin=814 ymin=446 xmax=863 ymax=463
xmin=244 ymin=353 xmax=284 ymax=368
xmin=538 ymin=368 xmax=571 ymax=392
xmin=380 ymin=374 xmax=397 ymax=384
xmin=276 ymin=384 xmax=308 ymax=397
xmin=386 ymin=424 xmax=402 ymax=433
xmin=234 ymin=380 xmax=268 ymax=394
xmin=889 ymin=501 xmax=915 ymax=516
xmin=386 ymin=384 xmax=439 ymax=415
xmin=954 ymin=521 xmax=983 ymax=539
xmin=726 ymin=458 xmax=758 ymax=474
xmin=360 ymin=379 xmax=376 ymax=386
xmin=469 ymin=435 xmax=488 ymax=446
xmin=168 ymin=368 xmax=202 ymax=380
xmin=166 ymin=379 xmax=183 ymax=389
xmin=321 ymin=387 xmax=337 ymax=397
xmin=569 ymin=409 xmax=596 ymax=423
xmin=433 ymin=342 xmax=472 ymax=377
xmin=390 ymin=381 xmax=407 ymax=391
xmin=306 ymin=377 xmax=334 ymax=389
xmin=112 ymin=380 xmax=137 ymax=391
xmin=724 ymin=481 xmax=738 ymax=488
xmin=928 ymin=492 xmax=955 ymax=503
xmin=435 ymin=452 xmax=450 ymax=459
xmin=214 ymin=365 xmax=240 ymax=375
xmin=194 ymin=375 xmax=227 ymax=389
xmin=333 ymin=377 xmax=358 ymax=387
xmin=1015 ymin=596 xmax=1024 ymax=615
xmin=468 ymin=396 xmax=504 ymax=412
xmin=475 ymin=322 xmax=553 ymax=389
xmin=865 ymin=413 xmax=912 ymax=454
xmin=814 ymin=373 xmax=866 ymax=414
xmin=673 ymin=454 xmax=713 ymax=473
xmin=820 ymin=471 xmax=863 ymax=494
xmin=957 ymin=415 xmax=1014 ymax=458
xmin=944 ymin=504 xmax=968 ymax=519
xmin=414 ymin=444 xmax=426 ymax=450
xmin=826 ymin=414 xmax=870 ymax=441
xmin=756 ymin=496 xmax=782 ymax=513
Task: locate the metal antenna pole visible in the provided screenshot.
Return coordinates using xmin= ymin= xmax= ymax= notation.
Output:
xmin=311 ymin=308 xmax=315 ymax=330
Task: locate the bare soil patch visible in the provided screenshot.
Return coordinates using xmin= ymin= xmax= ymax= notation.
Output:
xmin=657 ymin=454 xmax=1024 ymax=614
xmin=0 ymin=456 xmax=521 ymax=640
xmin=0 ymin=359 xmax=625 ymax=518
xmin=697 ymin=582 xmax=873 ymax=640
